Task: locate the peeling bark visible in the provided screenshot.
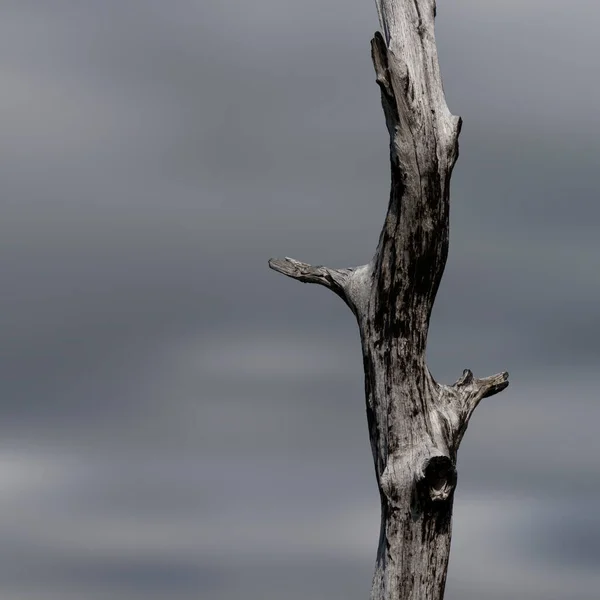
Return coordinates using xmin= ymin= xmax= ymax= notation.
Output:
xmin=268 ymin=2 xmax=508 ymax=599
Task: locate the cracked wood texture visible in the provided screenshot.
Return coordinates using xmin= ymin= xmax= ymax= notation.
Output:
xmin=269 ymin=1 xmax=508 ymax=599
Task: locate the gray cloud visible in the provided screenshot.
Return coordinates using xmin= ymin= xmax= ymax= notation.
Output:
xmin=1 ymin=0 xmax=599 ymax=598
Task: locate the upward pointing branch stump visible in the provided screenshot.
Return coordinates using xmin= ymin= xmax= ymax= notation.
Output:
xmin=269 ymin=1 xmax=508 ymax=598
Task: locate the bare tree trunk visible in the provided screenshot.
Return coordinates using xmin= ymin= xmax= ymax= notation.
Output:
xmin=269 ymin=2 xmax=508 ymax=599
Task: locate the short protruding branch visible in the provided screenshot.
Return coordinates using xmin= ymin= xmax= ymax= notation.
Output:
xmin=453 ymin=369 xmax=510 ymax=404
xmin=478 ymin=371 xmax=510 ymax=399
xmin=448 ymin=369 xmax=510 ymax=446
xmin=454 ymin=368 xmax=474 ymax=387
xmin=268 ymin=257 xmax=355 ymax=304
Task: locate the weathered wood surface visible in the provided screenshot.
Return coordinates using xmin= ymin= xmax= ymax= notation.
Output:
xmin=269 ymin=1 xmax=508 ymax=599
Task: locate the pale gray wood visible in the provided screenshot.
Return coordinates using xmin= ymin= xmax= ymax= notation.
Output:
xmin=269 ymin=1 xmax=508 ymax=599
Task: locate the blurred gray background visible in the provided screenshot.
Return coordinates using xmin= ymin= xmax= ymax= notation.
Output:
xmin=1 ymin=1 xmax=599 ymax=598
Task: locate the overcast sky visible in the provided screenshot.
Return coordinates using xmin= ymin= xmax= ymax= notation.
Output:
xmin=1 ymin=1 xmax=600 ymax=598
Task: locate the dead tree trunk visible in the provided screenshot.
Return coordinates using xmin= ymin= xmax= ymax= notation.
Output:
xmin=269 ymin=1 xmax=508 ymax=599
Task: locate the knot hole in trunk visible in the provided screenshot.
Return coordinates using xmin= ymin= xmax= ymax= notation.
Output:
xmin=419 ymin=455 xmax=457 ymax=503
